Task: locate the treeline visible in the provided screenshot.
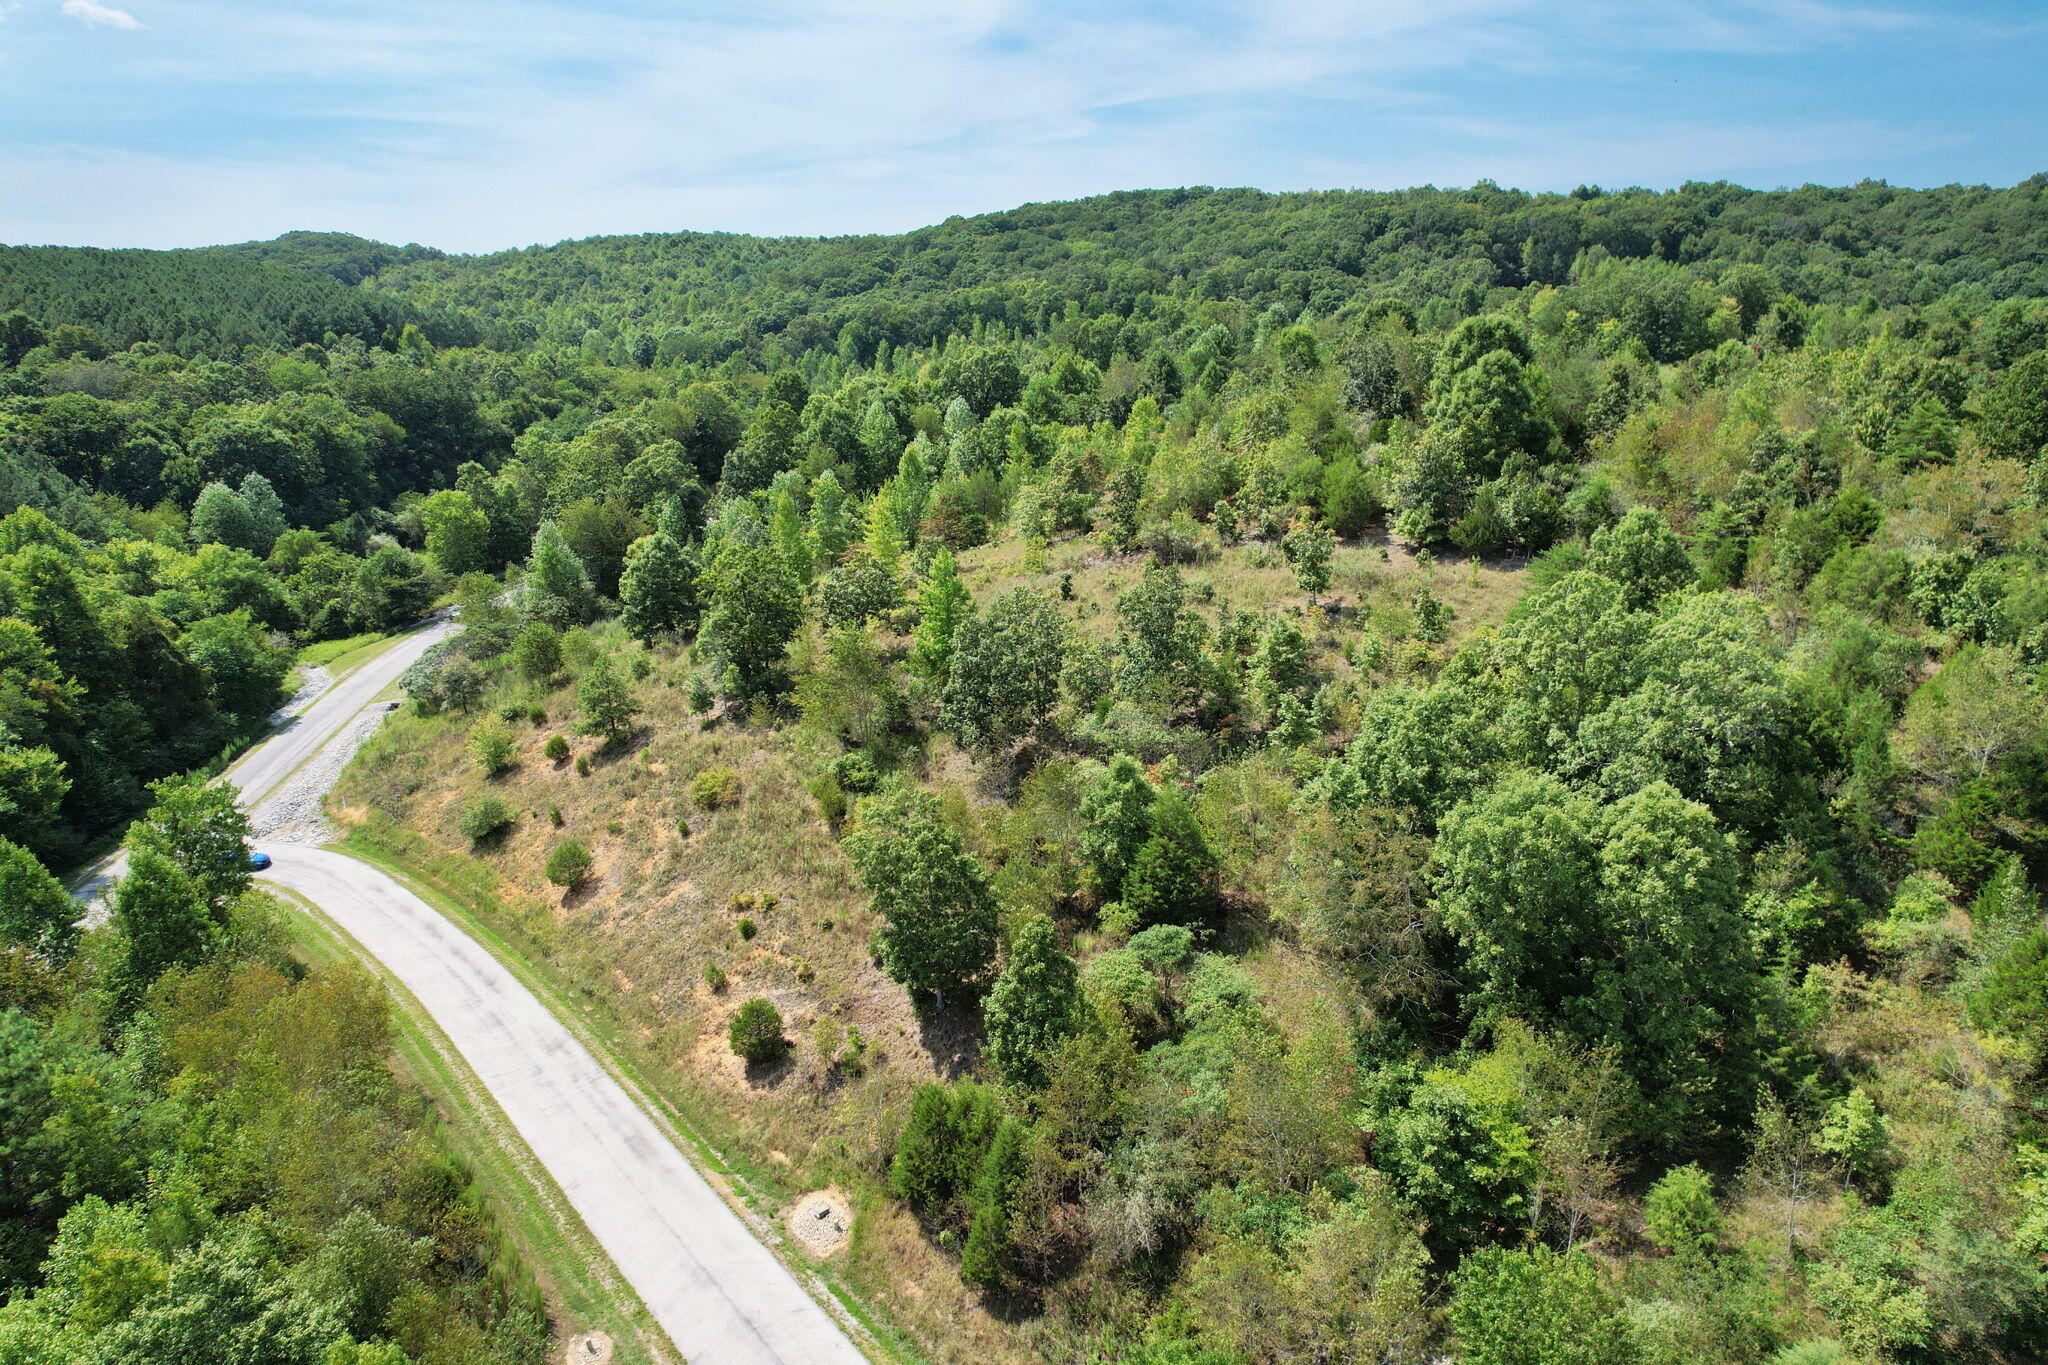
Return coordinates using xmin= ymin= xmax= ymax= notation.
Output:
xmin=359 ymin=178 xmax=2048 ymax=368
xmin=0 ymin=245 xmax=468 ymax=357
xmin=0 ymin=779 xmax=546 ymax=1365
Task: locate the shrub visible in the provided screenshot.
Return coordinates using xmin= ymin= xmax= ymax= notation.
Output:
xmin=544 ymin=839 xmax=593 ymax=888
xmin=1644 ymin=1163 xmax=1722 ymax=1257
xmin=828 ymin=750 xmax=878 ymax=793
xmin=458 ymin=796 xmax=514 ymax=845
xmin=703 ymin=962 xmax=728 ymax=993
xmin=544 ymin=734 xmax=570 ymax=762
xmin=575 ymin=754 xmax=590 ymax=776
xmin=469 ymin=718 xmax=517 ymax=777
xmin=548 ymin=804 xmax=564 ymax=827
xmin=691 ymin=766 xmax=741 ymax=810
xmin=528 ymin=706 xmax=547 ymax=725
xmin=737 ymin=917 xmax=758 ymax=941
xmin=728 ymin=997 xmax=785 ymax=1064
xmin=676 ymin=816 xmax=691 ymax=839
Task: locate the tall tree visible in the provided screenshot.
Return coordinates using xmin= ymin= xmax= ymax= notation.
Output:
xmin=844 ymin=787 xmax=998 ymax=1006
xmin=983 ymin=914 xmax=1079 ymax=1088
xmin=618 ymin=531 xmax=699 ymax=643
xmin=940 ymin=588 xmax=1066 ymax=756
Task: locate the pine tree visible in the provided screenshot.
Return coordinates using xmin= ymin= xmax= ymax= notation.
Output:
xmin=909 ymin=549 xmax=973 ymax=682
xmin=808 ymin=468 xmax=855 ymax=569
xmin=983 ymin=914 xmax=1079 ymax=1088
xmin=518 ymin=523 xmax=597 ymax=627
xmin=1121 ymin=789 xmax=1218 ymax=929
xmin=577 ymin=653 xmax=641 ymax=743
xmin=864 ymin=482 xmax=907 ymax=577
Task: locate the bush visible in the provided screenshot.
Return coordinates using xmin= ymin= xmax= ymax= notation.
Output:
xmin=703 ymin=962 xmax=728 ymax=993
xmin=548 ymin=804 xmax=564 ymax=827
xmin=729 ymin=997 xmax=785 ymax=1064
xmin=691 ymin=766 xmax=741 ymax=810
xmin=737 ymin=917 xmax=758 ymax=941
xmin=575 ymin=754 xmax=590 ymax=776
xmin=458 ymin=796 xmax=514 ymax=845
xmin=469 ymin=718 xmax=517 ymax=777
xmin=544 ymin=839 xmax=593 ymax=888
xmin=1644 ymin=1163 xmax=1722 ymax=1256
xmin=544 ymin=734 xmax=570 ymax=762
xmin=828 ymin=750 xmax=878 ymax=793
xmin=528 ymin=706 xmax=547 ymax=725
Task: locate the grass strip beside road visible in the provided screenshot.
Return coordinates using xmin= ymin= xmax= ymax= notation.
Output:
xmin=335 ymin=820 xmax=923 ymax=1365
xmin=271 ymin=884 xmax=680 ymax=1365
xmin=295 ymin=629 xmax=400 ymax=678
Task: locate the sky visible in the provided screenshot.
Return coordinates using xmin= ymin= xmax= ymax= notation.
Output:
xmin=0 ymin=0 xmax=2043 ymax=254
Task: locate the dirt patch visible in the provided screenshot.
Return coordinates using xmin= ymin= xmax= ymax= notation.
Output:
xmin=785 ymin=1188 xmax=852 ymax=1258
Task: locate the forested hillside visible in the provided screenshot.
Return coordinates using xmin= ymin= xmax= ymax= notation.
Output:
xmin=4 ymin=177 xmax=2048 ymax=1364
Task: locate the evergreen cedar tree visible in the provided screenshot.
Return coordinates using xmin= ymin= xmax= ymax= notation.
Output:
xmin=2 ymin=180 xmax=2048 ymax=1361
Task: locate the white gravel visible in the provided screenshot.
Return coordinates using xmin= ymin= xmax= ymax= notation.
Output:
xmin=248 ymin=701 xmax=395 ymax=845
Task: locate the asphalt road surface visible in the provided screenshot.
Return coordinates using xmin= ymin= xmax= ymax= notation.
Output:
xmin=262 ymin=847 xmax=871 ymax=1365
xmin=85 ymin=617 xmax=872 ymax=1365
xmin=223 ymin=615 xmax=457 ymax=807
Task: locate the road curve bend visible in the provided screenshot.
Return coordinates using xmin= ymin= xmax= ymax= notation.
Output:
xmin=85 ymin=616 xmax=872 ymax=1365
xmin=262 ymin=848 xmax=871 ymax=1365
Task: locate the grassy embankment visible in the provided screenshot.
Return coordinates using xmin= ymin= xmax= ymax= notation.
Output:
xmin=327 ymin=531 xmax=1530 ymax=1365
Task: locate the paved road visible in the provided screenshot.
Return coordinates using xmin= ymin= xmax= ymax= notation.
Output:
xmin=86 ymin=616 xmax=873 ymax=1365
xmin=262 ymin=848 xmax=871 ymax=1365
xmin=225 ymin=615 xmax=456 ymax=807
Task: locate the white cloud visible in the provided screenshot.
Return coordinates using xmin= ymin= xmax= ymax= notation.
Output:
xmin=0 ymin=0 xmax=2021 ymax=249
xmin=61 ymin=0 xmax=141 ymax=29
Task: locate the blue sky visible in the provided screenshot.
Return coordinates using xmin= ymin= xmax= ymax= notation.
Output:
xmin=1 ymin=0 xmax=2043 ymax=253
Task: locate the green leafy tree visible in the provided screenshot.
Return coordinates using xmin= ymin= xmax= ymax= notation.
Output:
xmin=699 ymin=541 xmax=804 ymax=697
xmin=468 ymin=717 xmax=516 ymax=777
xmin=983 ymin=914 xmax=1079 ymax=1088
xmin=418 ymin=487 xmax=489 ymax=575
xmin=0 ymin=837 xmax=76 ymax=961
xmin=1079 ymin=755 xmax=1157 ymax=901
xmin=844 ymin=787 xmax=998 ymax=1006
xmin=1978 ymin=349 xmax=2048 ymax=463
xmin=188 ymin=482 xmax=265 ymax=554
xmin=124 ymin=776 xmax=250 ymax=917
xmin=511 ymin=621 xmax=562 ymax=682
xmin=1584 ymin=507 xmax=1694 ymax=609
xmin=940 ymin=588 xmax=1066 ymax=756
xmin=1447 ymin=1245 xmax=1628 ymax=1365
xmin=1282 ymin=517 xmax=1336 ymax=596
xmin=618 ymin=531 xmax=699 ymax=642
xmin=112 ymin=847 xmax=216 ymax=986
xmin=1122 ymin=790 xmax=1219 ymax=929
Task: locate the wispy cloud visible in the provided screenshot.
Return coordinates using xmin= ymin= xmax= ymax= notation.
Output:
xmin=0 ymin=0 xmax=2037 ymax=249
xmin=60 ymin=0 xmax=141 ymax=29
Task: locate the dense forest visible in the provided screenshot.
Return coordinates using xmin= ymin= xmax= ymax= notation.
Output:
xmin=4 ymin=177 xmax=2048 ymax=1364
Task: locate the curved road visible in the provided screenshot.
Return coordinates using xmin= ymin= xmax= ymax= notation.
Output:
xmin=103 ymin=620 xmax=872 ymax=1365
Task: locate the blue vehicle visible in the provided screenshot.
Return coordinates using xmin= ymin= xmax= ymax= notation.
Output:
xmin=248 ymin=851 xmax=273 ymax=871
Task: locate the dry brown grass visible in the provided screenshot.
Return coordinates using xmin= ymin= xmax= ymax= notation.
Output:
xmin=335 ymin=645 xmax=1037 ymax=1365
